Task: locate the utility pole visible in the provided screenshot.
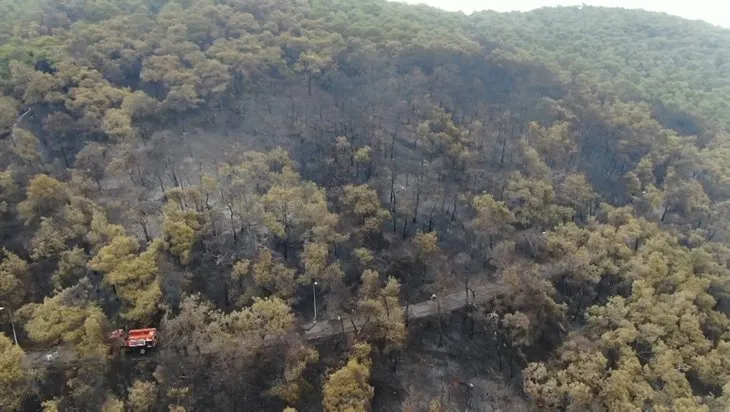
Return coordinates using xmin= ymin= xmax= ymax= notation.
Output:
xmin=349 ymin=308 xmax=359 ymax=334
xmin=431 ymin=294 xmax=443 ymax=347
xmin=312 ymin=281 xmax=318 ymax=323
xmin=0 ymin=307 xmax=19 ymax=347
xmin=431 ymin=293 xmax=441 ymax=315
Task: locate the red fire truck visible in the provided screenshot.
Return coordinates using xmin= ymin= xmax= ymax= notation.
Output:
xmin=108 ymin=328 xmax=159 ymax=355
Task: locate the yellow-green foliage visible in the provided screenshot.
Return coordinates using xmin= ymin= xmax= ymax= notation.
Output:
xmin=88 ymin=236 xmax=162 ymax=322
xmin=162 ymin=202 xmax=202 ymax=265
xmin=322 ymin=343 xmax=374 ymax=412
xmin=0 ymin=248 xmax=28 ymax=307
xmin=0 ymin=334 xmax=28 ymax=411
xmin=24 ymin=290 xmax=108 ymax=358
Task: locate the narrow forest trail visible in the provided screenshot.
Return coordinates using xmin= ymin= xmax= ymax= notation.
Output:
xmin=23 ymin=280 xmax=505 ymax=369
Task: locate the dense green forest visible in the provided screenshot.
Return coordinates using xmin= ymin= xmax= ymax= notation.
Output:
xmin=1 ymin=0 xmax=730 ymax=410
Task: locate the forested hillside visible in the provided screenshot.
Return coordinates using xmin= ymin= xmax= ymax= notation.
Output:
xmin=1 ymin=0 xmax=730 ymax=411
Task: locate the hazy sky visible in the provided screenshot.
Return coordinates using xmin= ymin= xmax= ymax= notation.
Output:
xmin=394 ymin=0 xmax=730 ymax=28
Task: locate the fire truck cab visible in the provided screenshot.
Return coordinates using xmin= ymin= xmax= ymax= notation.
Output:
xmin=108 ymin=328 xmax=158 ymax=355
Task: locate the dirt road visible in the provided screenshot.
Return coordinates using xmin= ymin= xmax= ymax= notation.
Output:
xmin=303 ymin=281 xmax=502 ymax=340
xmin=23 ymin=280 xmax=504 ymax=368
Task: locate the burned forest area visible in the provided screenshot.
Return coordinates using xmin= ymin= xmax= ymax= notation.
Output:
xmin=2 ymin=0 xmax=730 ymax=411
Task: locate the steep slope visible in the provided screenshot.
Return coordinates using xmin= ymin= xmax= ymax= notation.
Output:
xmin=470 ymin=6 xmax=730 ymax=132
xmin=0 ymin=1 xmax=729 ymax=411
